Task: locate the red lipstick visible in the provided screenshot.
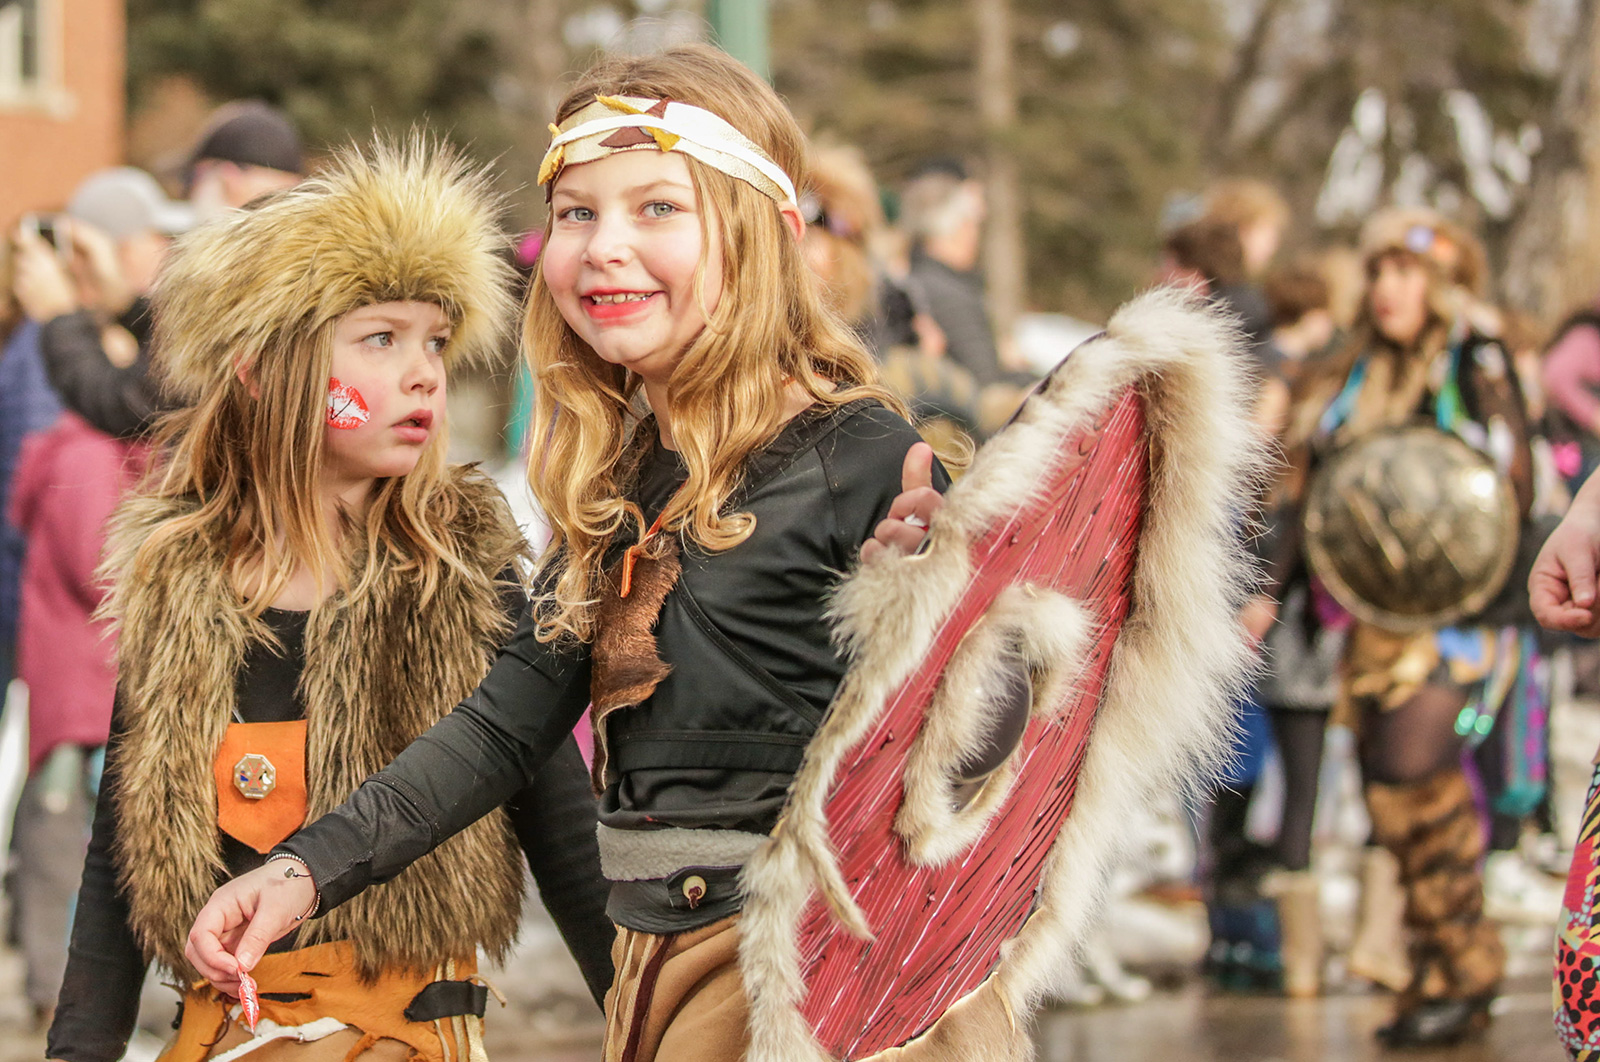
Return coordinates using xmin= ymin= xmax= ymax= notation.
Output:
xmin=582 ymin=288 xmax=659 ymax=322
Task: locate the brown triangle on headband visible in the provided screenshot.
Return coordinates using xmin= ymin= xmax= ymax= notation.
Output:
xmin=601 ymin=126 xmax=659 ymax=149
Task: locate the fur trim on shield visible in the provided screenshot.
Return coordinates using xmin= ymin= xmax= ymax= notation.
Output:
xmin=736 ymin=287 xmax=1267 ymax=1061
xmin=894 ymin=586 xmax=1092 ymax=867
xmin=103 ymin=466 xmax=529 ymax=979
xmin=855 ymin=976 xmax=1030 ymax=1062
xmin=153 ymin=135 xmax=516 ymax=401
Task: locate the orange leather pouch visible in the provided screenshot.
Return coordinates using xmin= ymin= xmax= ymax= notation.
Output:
xmin=213 ymin=720 xmax=309 ymax=854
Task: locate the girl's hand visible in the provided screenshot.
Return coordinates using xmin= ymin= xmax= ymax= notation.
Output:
xmin=185 ymin=861 xmax=317 ymax=995
xmin=1531 ymin=494 xmax=1600 ymax=637
xmin=862 ymin=442 xmax=943 ymax=564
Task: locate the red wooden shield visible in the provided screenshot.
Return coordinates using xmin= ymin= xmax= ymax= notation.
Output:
xmin=797 ymin=386 xmax=1149 ymax=1058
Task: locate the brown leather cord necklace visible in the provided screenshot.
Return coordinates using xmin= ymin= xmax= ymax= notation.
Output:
xmin=618 ymin=505 xmax=673 ymax=599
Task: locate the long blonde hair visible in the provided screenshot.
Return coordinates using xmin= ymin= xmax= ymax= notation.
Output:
xmin=527 ymin=45 xmax=905 ymax=642
xmin=121 ymin=138 xmax=516 ymax=620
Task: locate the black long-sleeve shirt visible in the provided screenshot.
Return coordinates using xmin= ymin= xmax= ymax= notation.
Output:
xmin=277 ymin=404 xmax=946 ymax=933
xmin=38 ymin=299 xmax=167 ymax=439
xmin=49 ymin=605 xmax=614 ymax=1062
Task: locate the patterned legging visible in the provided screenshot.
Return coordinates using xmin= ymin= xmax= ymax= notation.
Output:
xmin=1557 ymin=763 xmax=1600 ymax=1059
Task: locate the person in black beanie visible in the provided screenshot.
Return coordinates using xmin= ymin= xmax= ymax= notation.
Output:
xmin=187 ymin=101 xmax=305 ymax=221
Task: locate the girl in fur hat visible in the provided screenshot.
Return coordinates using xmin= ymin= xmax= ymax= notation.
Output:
xmin=187 ymin=46 xmax=951 ymax=1062
xmin=45 ymin=140 xmax=615 ymax=1062
xmin=1276 ymin=207 xmax=1531 ymax=1047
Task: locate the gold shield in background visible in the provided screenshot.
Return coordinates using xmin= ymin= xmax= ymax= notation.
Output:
xmin=1303 ymin=425 xmax=1519 ymax=633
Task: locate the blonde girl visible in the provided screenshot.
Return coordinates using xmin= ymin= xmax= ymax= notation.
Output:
xmin=46 ymin=141 xmax=613 ymax=1062
xmin=188 ymin=46 xmax=946 ymax=1062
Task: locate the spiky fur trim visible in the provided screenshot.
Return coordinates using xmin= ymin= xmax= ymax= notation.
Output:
xmin=103 ymin=467 xmax=530 ymax=979
xmin=737 ymin=288 xmax=1267 ymax=1061
xmin=153 ymin=135 xmax=516 ymax=400
xmin=895 ymin=586 xmax=1093 ymax=868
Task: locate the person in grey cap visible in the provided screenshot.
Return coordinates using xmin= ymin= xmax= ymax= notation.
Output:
xmin=10 ymin=166 xmax=195 ymax=437
xmin=187 ymin=101 xmax=304 ymax=221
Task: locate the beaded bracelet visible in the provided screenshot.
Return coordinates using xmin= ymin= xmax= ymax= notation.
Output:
xmin=264 ymin=852 xmax=322 ymax=921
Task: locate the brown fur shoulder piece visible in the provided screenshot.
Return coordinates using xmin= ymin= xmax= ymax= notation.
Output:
xmin=106 ymin=466 xmax=530 ymax=978
xmin=588 ymin=535 xmax=681 ymax=793
xmin=152 ymin=135 xmax=516 ymax=402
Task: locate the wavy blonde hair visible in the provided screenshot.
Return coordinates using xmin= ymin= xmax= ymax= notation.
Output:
xmin=527 ymin=45 xmax=905 ymax=642
xmin=122 ymin=138 xmax=517 ymax=620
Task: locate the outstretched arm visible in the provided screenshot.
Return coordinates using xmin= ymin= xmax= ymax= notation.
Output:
xmin=1531 ymin=472 xmax=1600 ymax=636
xmin=186 ymin=602 xmax=593 ymax=990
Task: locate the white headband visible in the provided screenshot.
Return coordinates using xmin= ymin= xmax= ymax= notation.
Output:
xmin=539 ymin=95 xmax=797 ymax=205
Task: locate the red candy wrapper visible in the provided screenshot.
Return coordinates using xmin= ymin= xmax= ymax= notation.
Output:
xmin=238 ymin=969 xmax=260 ymax=1033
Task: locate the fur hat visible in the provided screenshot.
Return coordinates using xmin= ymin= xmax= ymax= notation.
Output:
xmin=153 ymin=136 xmax=516 ymax=401
xmin=1359 ymin=205 xmax=1488 ymax=299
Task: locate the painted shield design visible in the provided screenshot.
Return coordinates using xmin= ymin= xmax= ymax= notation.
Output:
xmin=737 ymin=289 xmax=1266 ymax=1061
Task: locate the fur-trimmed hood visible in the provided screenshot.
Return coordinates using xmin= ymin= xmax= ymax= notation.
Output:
xmin=152 ymin=136 xmax=516 ymax=401
xmin=104 ymin=466 xmax=529 ymax=979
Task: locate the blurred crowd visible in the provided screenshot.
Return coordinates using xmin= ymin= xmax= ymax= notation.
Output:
xmin=3 ymin=94 xmax=1598 ymax=1054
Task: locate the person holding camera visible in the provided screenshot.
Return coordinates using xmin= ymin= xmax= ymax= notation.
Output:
xmin=11 ymin=105 xmax=301 ymax=440
xmin=10 ymin=167 xmax=193 ymax=437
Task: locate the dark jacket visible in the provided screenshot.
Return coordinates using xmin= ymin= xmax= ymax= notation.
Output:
xmin=38 ymin=298 xmax=167 ymax=438
xmin=0 ymin=322 xmax=63 ymax=684
xmin=908 ymin=249 xmax=1007 ymax=387
xmin=280 ymin=401 xmax=948 ymax=935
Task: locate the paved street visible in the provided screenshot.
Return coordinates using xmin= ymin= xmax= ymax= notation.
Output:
xmin=0 ymin=903 xmax=1567 ymax=1062
xmin=1033 ymin=943 xmax=1564 ymax=1062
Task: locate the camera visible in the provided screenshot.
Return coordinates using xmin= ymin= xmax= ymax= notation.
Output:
xmin=20 ymin=212 xmax=72 ymax=260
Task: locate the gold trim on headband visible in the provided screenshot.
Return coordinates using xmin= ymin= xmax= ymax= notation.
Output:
xmin=538 ymin=95 xmax=797 ymax=204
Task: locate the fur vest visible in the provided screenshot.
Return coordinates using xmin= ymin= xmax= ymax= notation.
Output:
xmin=104 ymin=467 xmax=528 ymax=978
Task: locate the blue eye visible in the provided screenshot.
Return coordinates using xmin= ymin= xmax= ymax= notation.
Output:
xmin=426 ymin=335 xmax=450 ymax=354
xmin=363 ymin=332 xmax=394 ymax=348
xmin=559 ymin=206 xmax=596 ymax=223
xmin=645 ymin=201 xmax=677 ymax=218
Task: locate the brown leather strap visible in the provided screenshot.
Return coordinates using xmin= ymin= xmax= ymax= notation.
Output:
xmin=621 ymin=933 xmax=677 ymax=1062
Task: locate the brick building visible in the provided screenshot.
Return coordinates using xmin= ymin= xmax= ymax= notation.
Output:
xmin=0 ymin=0 xmax=125 ymax=226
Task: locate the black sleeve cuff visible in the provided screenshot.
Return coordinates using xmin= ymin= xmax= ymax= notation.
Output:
xmin=273 ymin=772 xmax=438 ymax=912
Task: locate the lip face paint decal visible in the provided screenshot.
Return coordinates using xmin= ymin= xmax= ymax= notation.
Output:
xmin=327 ymin=378 xmax=371 ymax=429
